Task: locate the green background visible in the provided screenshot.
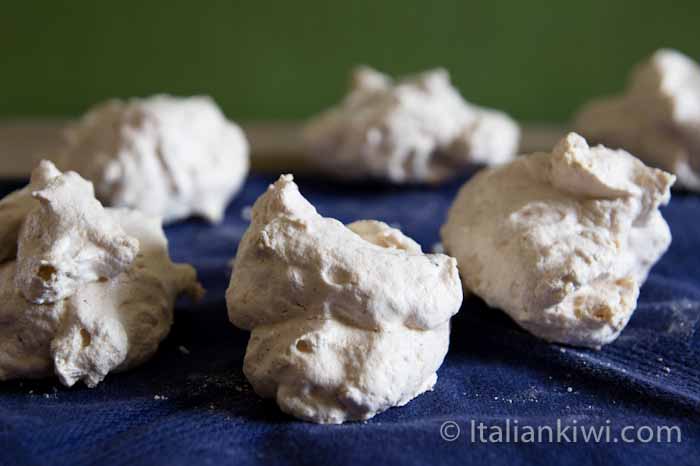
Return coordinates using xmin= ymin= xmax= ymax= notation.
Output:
xmin=2 ymin=1 xmax=699 ymax=122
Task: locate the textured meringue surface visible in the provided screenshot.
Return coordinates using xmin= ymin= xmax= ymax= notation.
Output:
xmin=0 ymin=162 xmax=202 ymax=387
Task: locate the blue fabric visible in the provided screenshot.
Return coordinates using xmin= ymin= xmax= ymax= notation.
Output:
xmin=1 ymin=173 xmax=699 ymax=466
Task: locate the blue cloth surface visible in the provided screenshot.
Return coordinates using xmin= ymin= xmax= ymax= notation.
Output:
xmin=1 ymin=173 xmax=699 ymax=466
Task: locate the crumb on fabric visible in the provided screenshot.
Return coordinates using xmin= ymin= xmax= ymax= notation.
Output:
xmin=241 ymin=206 xmax=253 ymax=221
xmin=431 ymin=243 xmax=444 ymax=254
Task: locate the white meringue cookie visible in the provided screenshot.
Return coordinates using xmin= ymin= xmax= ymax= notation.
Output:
xmin=441 ymin=133 xmax=675 ymax=348
xmin=303 ymin=66 xmax=520 ymax=183
xmin=226 ymin=174 xmax=462 ymax=423
xmin=575 ymin=49 xmax=700 ymax=191
xmin=58 ymin=94 xmax=249 ymax=223
xmin=0 ymin=161 xmax=202 ymax=387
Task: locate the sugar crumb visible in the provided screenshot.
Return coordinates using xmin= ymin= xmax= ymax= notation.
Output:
xmin=241 ymin=206 xmax=253 ymax=221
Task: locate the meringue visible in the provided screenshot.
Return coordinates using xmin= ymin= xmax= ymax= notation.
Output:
xmin=441 ymin=133 xmax=675 ymax=348
xmin=303 ymin=66 xmax=520 ymax=183
xmin=15 ymin=164 xmax=138 ymax=304
xmin=226 ymin=175 xmax=462 ymax=423
xmin=0 ymin=161 xmax=202 ymax=387
xmin=58 ymin=94 xmax=249 ymax=223
xmin=575 ymin=49 xmax=700 ymax=191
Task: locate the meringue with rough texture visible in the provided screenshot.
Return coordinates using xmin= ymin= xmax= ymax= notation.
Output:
xmin=226 ymin=174 xmax=462 ymax=423
xmin=575 ymin=49 xmax=700 ymax=191
xmin=15 ymin=164 xmax=139 ymax=304
xmin=58 ymin=94 xmax=249 ymax=223
xmin=0 ymin=161 xmax=61 ymax=263
xmin=303 ymin=66 xmax=520 ymax=183
xmin=0 ymin=161 xmax=202 ymax=387
xmin=441 ymin=133 xmax=675 ymax=348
